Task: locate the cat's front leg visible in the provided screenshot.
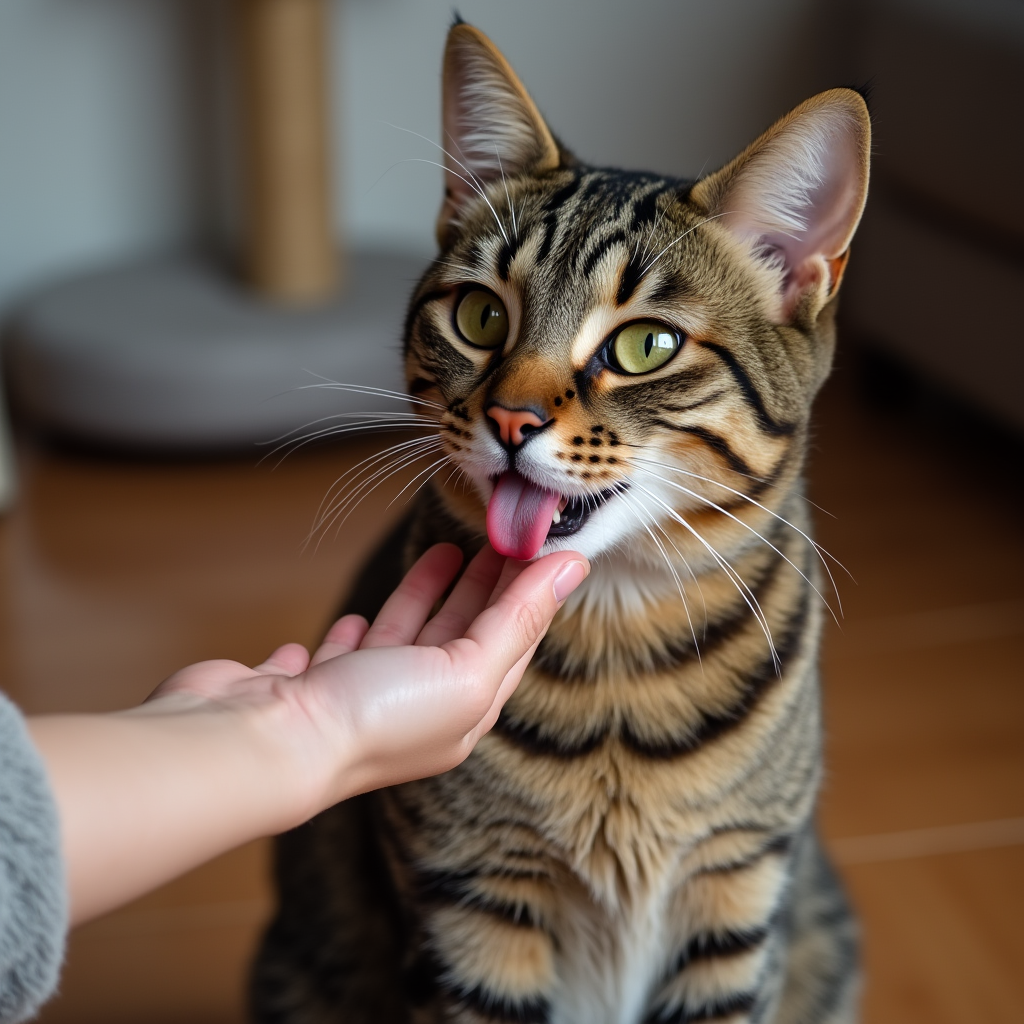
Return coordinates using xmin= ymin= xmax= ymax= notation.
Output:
xmin=641 ymin=835 xmax=793 ymax=1024
xmin=407 ymin=888 xmax=558 ymax=1024
xmin=641 ymin=828 xmax=858 ymax=1024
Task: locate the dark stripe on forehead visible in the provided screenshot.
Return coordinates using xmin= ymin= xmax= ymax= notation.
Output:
xmin=464 ymin=237 xmax=493 ymax=274
xmin=613 ymin=186 xmax=668 ymax=304
xmin=646 ymin=272 xmax=692 ymax=308
xmin=630 ymin=183 xmax=664 ymax=233
xmin=536 ymin=173 xmax=584 ymax=263
xmin=616 ymin=250 xmax=646 ymax=306
xmin=496 ymin=231 xmax=524 ymax=281
xmin=697 ymin=340 xmax=798 ymax=436
xmin=580 ymin=228 xmax=627 ymax=279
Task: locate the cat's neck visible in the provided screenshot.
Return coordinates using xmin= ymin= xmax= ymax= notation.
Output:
xmin=533 ymin=517 xmax=814 ymax=685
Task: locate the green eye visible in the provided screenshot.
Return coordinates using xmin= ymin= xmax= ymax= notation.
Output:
xmin=611 ymin=321 xmax=680 ymax=374
xmin=454 ymin=289 xmax=509 ymax=349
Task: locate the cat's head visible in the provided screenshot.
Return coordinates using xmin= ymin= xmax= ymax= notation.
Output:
xmin=404 ymin=22 xmax=870 ymax=570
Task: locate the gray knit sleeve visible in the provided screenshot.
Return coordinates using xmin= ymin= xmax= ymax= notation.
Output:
xmin=0 ymin=693 xmax=67 ymax=1022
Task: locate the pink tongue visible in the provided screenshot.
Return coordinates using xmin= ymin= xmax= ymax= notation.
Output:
xmin=486 ymin=471 xmax=562 ymax=560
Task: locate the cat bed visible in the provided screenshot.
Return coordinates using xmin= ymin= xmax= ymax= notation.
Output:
xmin=6 ymin=248 xmax=427 ymax=452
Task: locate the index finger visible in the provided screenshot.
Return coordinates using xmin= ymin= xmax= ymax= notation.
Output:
xmin=443 ymin=552 xmax=589 ymax=685
xmin=360 ymin=544 xmax=464 ymax=649
xmin=414 ymin=544 xmax=506 ymax=648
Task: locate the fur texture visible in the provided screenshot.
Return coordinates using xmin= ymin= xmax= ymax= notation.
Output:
xmin=0 ymin=693 xmax=67 ymax=1023
xmin=252 ymin=23 xmax=870 ymax=1024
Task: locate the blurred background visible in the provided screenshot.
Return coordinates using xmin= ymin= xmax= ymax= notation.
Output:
xmin=0 ymin=1 xmax=1020 ymax=1022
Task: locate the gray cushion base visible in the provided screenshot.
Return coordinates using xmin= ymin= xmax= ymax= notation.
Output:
xmin=6 ymin=249 xmax=429 ymax=451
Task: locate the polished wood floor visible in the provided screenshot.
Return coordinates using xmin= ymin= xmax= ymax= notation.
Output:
xmin=2 ymin=357 xmax=1021 ymax=1023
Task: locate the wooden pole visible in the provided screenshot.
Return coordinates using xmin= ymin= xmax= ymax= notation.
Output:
xmin=237 ymin=0 xmax=338 ymax=302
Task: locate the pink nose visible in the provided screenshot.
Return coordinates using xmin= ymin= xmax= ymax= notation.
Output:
xmin=486 ymin=405 xmax=547 ymax=447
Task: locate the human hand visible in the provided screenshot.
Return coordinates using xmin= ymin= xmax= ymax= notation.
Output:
xmin=28 ymin=542 xmax=586 ymax=925
xmin=154 ymin=543 xmax=589 ymax=818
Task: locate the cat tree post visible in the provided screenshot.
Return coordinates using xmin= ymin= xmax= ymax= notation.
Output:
xmin=6 ymin=0 xmax=422 ymax=451
xmin=237 ymin=0 xmax=337 ymax=301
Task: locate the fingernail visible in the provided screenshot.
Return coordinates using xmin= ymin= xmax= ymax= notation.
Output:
xmin=553 ymin=560 xmax=589 ymax=603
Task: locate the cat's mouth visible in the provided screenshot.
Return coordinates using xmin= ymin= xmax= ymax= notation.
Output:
xmin=486 ymin=470 xmax=620 ymax=559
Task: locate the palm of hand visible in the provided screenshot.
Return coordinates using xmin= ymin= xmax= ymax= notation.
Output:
xmin=151 ymin=544 xmax=580 ymax=803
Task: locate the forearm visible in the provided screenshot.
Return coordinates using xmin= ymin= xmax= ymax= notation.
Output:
xmin=27 ymin=695 xmax=331 ymax=926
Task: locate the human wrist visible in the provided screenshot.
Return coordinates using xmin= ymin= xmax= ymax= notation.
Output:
xmin=229 ymin=679 xmax=364 ymax=828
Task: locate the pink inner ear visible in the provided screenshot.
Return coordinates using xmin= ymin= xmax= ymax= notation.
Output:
xmin=721 ymin=106 xmax=868 ymax=319
xmin=769 ymin=142 xmax=864 ymax=266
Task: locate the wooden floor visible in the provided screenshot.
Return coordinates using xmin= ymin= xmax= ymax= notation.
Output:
xmin=2 ymin=357 xmax=1021 ymax=1023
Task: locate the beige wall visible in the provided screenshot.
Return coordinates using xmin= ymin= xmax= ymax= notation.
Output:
xmin=0 ymin=0 xmax=824 ymax=313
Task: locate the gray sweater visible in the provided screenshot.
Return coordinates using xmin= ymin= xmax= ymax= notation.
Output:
xmin=0 ymin=693 xmax=66 ymax=1021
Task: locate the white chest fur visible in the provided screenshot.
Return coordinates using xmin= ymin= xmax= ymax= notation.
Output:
xmin=553 ymin=875 xmax=676 ymax=1024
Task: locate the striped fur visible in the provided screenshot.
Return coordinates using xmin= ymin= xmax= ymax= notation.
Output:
xmin=252 ymin=23 xmax=870 ymax=1024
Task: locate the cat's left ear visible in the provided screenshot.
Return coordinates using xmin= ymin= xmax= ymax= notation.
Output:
xmin=690 ymin=89 xmax=871 ymax=322
xmin=437 ymin=22 xmax=561 ymax=246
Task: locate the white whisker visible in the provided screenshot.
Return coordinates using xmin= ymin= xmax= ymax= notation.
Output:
xmin=266 ymin=420 xmax=438 ymax=468
xmin=268 ymin=424 xmax=435 ymax=469
xmin=382 ymin=122 xmax=480 ymax=181
xmin=633 ymin=490 xmax=709 ymax=624
xmin=401 ymin=157 xmax=510 ymax=245
xmin=495 ymin=146 xmax=517 ymax=239
xmin=638 ymin=208 xmax=665 ymax=266
xmin=436 ymin=256 xmax=479 ymax=277
xmin=640 ymin=212 xmax=731 ymax=278
xmin=631 ymin=464 xmax=838 ymax=625
xmin=310 ymin=436 xmax=444 ymax=537
xmin=440 ymin=463 xmax=467 ymax=492
xmin=261 ymin=412 xmax=436 ymax=460
xmin=357 ymin=122 xmax=507 ymax=240
xmin=632 ymin=481 xmax=780 ymax=670
xmin=292 ymin=375 xmax=446 ymax=412
xmin=263 ymin=410 xmax=436 ymax=446
xmin=617 ymin=488 xmax=702 ymax=662
xmin=631 ymin=455 xmax=849 ymax=603
xmin=318 ymin=434 xmax=444 ymax=515
xmin=385 ymin=453 xmax=453 ymax=511
xmin=311 ymin=445 xmax=444 ymax=545
xmin=312 ymin=440 xmax=447 ymax=547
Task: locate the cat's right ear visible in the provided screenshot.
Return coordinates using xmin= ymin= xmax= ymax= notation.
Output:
xmin=437 ymin=23 xmax=560 ymax=247
xmin=690 ymin=89 xmax=871 ymax=323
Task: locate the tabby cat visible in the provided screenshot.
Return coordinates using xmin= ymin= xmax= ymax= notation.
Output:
xmin=252 ymin=20 xmax=870 ymax=1024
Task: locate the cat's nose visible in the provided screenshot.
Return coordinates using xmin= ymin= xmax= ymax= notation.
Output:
xmin=486 ymin=403 xmax=549 ymax=448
